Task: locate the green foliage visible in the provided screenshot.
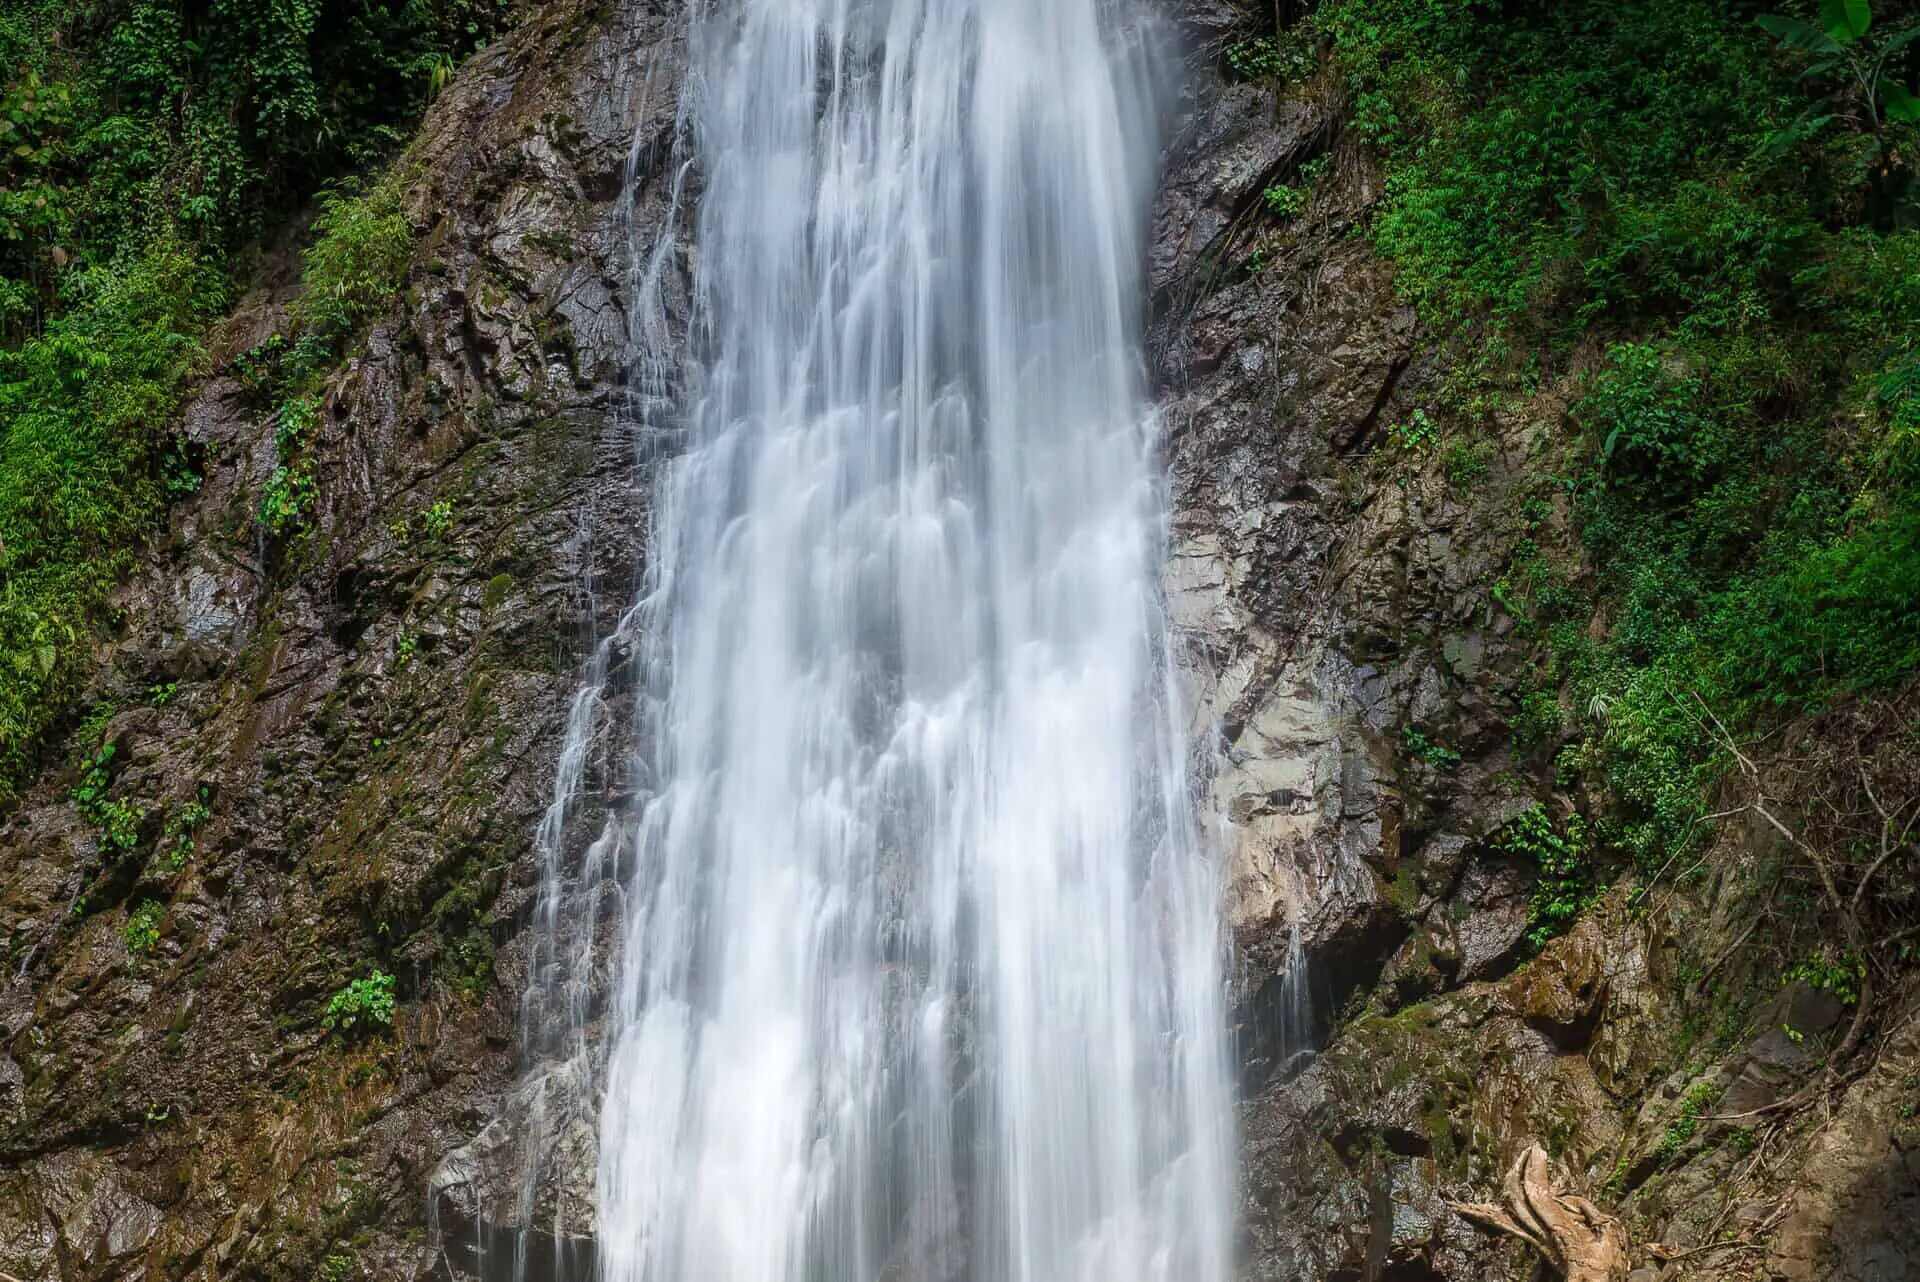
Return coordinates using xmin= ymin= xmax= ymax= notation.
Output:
xmin=0 ymin=0 xmax=500 ymax=322
xmin=253 ymin=165 xmax=417 ymax=539
xmin=1653 ymin=1076 xmax=1725 ymax=1163
xmin=162 ymin=788 xmax=212 ymax=870
xmin=0 ymin=1 xmax=485 ymax=803
xmin=420 ymin=497 xmax=455 ymax=541
xmin=1787 ymin=949 xmax=1867 ymax=1004
xmin=1402 ymin=726 xmax=1462 ymax=769
xmin=1512 ymin=688 xmax=1563 ymax=753
xmin=123 ymin=898 xmax=163 ymax=953
xmin=260 ymin=393 xmax=321 ymax=534
xmin=322 ymin=969 xmax=396 ymax=1036
xmin=1496 ymin=805 xmax=1595 ymax=951
xmin=1263 ymin=181 xmax=1309 ymax=219
xmin=1226 ymin=32 xmax=1318 ymax=84
xmin=1321 ymin=0 xmax=1920 ymax=879
xmin=1576 ymin=345 xmax=1732 ymax=496
xmin=1758 ymin=1 xmax=1920 ymax=159
xmin=71 ymin=738 xmax=143 ymax=855
xmin=0 ymin=241 xmax=219 ymax=794
xmin=290 ymin=171 xmax=416 ymax=341
xmin=1443 ymin=439 xmax=1489 ymax=489
xmin=1387 ymin=407 xmax=1439 ymax=451
xmin=1263 ymin=155 xmax=1331 ymax=221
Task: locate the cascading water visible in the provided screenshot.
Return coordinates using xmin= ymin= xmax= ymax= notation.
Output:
xmin=520 ymin=2 xmax=1234 ymax=1279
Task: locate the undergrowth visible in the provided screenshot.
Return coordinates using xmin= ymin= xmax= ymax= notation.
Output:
xmin=1293 ymin=0 xmax=1920 ymax=887
xmin=0 ymin=0 xmax=473 ymax=803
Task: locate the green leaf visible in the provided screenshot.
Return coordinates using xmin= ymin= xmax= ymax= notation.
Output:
xmin=1880 ymin=26 xmax=1920 ymax=60
xmin=1884 ymin=80 xmax=1920 ymax=122
xmin=1821 ymin=0 xmax=1871 ymax=42
xmin=1758 ymin=14 xmax=1843 ymax=53
xmin=1764 ymin=112 xmax=1837 ymax=152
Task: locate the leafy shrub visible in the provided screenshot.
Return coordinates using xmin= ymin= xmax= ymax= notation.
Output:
xmin=291 ymin=170 xmax=416 ymax=341
xmin=1402 ymin=726 xmax=1462 ymax=769
xmin=124 ymin=899 xmax=163 ymax=954
xmin=1787 ymin=949 xmax=1867 ymax=1006
xmin=1263 ymin=155 xmax=1331 ymax=221
xmin=1226 ymin=31 xmax=1318 ymax=84
xmin=162 ymin=788 xmax=213 ymax=870
xmin=1653 ymin=1076 xmax=1724 ymax=1163
xmin=1497 ymin=806 xmax=1595 ymax=951
xmin=1387 ymin=408 xmax=1439 ymax=451
xmin=260 ymin=392 xmax=322 ymax=534
xmin=1319 ymin=0 xmax=1920 ymax=883
xmin=0 ymin=0 xmax=476 ymax=801
xmin=1575 ymin=345 xmax=1731 ymax=496
xmin=323 ymin=970 xmax=396 ymax=1035
xmin=1443 ymin=440 xmax=1490 ymax=489
xmin=71 ymin=739 xmax=144 ymax=855
xmin=1264 ymin=182 xmax=1309 ymax=219
xmin=0 ymin=242 xmax=219 ymax=795
xmin=420 ymin=498 xmax=455 ymax=541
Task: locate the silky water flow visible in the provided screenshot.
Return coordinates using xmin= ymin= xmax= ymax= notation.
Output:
xmin=510 ymin=3 xmax=1237 ymax=1280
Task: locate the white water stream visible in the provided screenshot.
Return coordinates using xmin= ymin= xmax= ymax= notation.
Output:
xmin=520 ymin=3 xmax=1234 ymax=1279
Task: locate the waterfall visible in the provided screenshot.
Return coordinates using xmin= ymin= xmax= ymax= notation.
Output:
xmin=521 ymin=2 xmax=1234 ymax=1279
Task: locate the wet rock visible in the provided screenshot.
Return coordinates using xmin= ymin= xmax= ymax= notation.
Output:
xmin=1501 ymin=917 xmax=1608 ymax=1048
xmin=0 ymin=1150 xmax=163 ymax=1278
xmin=431 ymin=1059 xmax=600 ymax=1258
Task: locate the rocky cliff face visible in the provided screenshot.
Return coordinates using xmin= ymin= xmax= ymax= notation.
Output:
xmin=1 ymin=3 xmax=1913 ymax=1281
xmin=1150 ymin=14 xmax=1920 ymax=1282
xmin=1 ymin=3 xmax=684 ymax=1276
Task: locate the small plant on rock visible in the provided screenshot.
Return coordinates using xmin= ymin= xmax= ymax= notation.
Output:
xmin=1652 ymin=1076 xmax=1724 ymax=1164
xmin=162 ymin=789 xmax=213 ymax=870
xmin=1388 ymin=408 xmax=1439 ymax=452
xmin=1403 ymin=726 xmax=1463 ymax=769
xmin=1497 ymin=805 xmax=1595 ymax=951
xmin=323 ymin=970 xmax=397 ymax=1036
xmin=260 ymin=393 xmax=323 ymax=535
xmin=73 ymin=741 xmax=144 ymax=856
xmin=1444 ymin=440 xmax=1491 ymax=489
xmin=124 ymin=900 xmax=164 ymax=954
xmin=420 ymin=499 xmax=455 ymax=541
xmin=1787 ymin=949 xmax=1867 ymax=1005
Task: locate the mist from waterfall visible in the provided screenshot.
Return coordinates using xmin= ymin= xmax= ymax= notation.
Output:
xmin=529 ymin=3 xmax=1234 ymax=1279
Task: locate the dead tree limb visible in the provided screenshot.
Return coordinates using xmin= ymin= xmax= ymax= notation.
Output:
xmin=1448 ymin=1145 xmax=1630 ymax=1281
